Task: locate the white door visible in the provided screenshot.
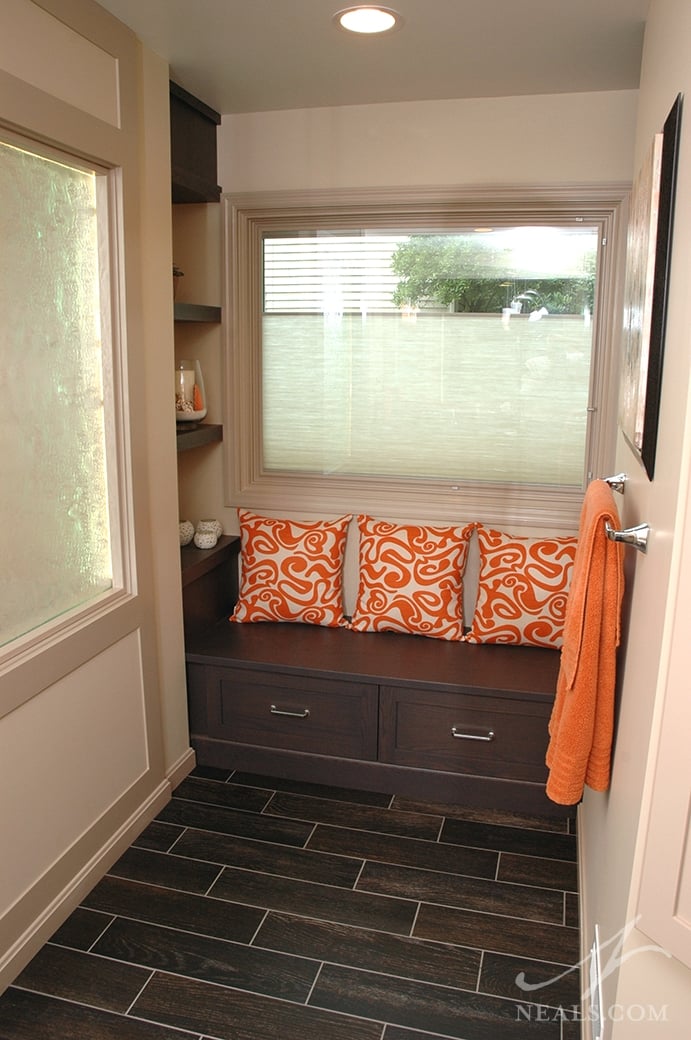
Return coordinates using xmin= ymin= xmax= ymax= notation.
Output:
xmin=635 ymin=457 xmax=691 ymax=964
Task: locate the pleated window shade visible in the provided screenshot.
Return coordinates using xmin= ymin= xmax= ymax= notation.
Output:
xmin=262 ymin=228 xmax=597 ymax=486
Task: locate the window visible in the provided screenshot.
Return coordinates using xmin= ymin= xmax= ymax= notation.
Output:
xmin=225 ymin=186 xmax=626 ymax=528
xmin=0 ymin=132 xmax=125 ymax=649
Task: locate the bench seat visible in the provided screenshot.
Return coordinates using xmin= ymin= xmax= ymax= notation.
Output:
xmin=185 ymin=616 xmax=565 ymax=816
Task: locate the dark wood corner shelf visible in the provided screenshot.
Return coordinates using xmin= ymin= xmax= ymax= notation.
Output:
xmin=180 ymin=534 xmax=240 ymax=585
xmin=176 ymin=422 xmax=223 ymax=452
xmin=181 ymin=535 xmax=240 ymax=636
xmin=174 ymin=302 xmax=221 ymax=323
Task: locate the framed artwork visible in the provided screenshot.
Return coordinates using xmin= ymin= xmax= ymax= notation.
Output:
xmin=620 ymin=94 xmax=682 ymax=479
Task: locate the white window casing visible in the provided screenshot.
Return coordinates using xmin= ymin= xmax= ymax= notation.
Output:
xmin=224 ymin=184 xmax=629 ymax=530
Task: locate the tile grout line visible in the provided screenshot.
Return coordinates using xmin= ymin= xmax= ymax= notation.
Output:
xmin=247 ymin=908 xmax=271 ymax=946
xmin=351 ymin=857 xmax=369 ymax=891
xmin=124 ymin=967 xmax=157 ymax=1017
xmin=82 ymin=913 xmax=118 ymax=953
xmin=203 ymin=863 xmax=228 ymax=896
xmin=259 ymin=789 xmax=279 ymax=816
xmin=408 ymin=899 xmax=423 ymax=938
xmin=476 ymin=948 xmax=485 ymax=992
xmin=303 ymin=959 xmax=325 ymax=1006
xmin=167 ymin=824 xmax=192 ymax=855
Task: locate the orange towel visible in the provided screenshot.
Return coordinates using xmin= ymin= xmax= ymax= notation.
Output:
xmin=545 ymin=480 xmax=625 ymax=805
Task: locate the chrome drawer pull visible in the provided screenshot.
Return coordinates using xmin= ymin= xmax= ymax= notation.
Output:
xmin=451 ymin=727 xmax=495 ymax=742
xmin=270 ymin=704 xmax=310 ymax=719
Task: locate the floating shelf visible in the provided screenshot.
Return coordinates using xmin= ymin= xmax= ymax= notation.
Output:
xmin=174 ymin=302 xmax=221 ymax=323
xmin=176 ymin=423 xmax=223 ymax=452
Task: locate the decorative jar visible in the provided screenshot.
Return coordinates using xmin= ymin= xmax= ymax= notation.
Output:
xmin=175 ymin=359 xmax=207 ymax=423
xmin=193 ymin=528 xmax=218 ymax=549
xmin=179 ymin=520 xmax=195 ymax=546
xmin=197 ymin=518 xmax=223 ymax=540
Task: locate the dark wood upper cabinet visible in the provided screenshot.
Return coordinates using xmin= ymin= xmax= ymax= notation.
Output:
xmin=170 ymin=81 xmax=221 ymax=203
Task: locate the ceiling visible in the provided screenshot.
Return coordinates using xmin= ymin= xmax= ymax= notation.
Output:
xmin=96 ymin=0 xmax=650 ymax=116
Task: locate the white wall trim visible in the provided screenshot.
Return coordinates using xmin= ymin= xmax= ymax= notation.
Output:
xmin=0 ymin=779 xmax=170 ymax=994
xmin=577 ymin=802 xmax=594 ymax=1040
xmin=166 ymin=745 xmax=196 ymax=790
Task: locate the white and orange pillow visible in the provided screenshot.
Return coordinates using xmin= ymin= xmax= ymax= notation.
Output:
xmin=465 ymin=525 xmax=577 ymax=648
xmin=230 ymin=510 xmax=351 ymax=627
xmin=348 ymin=515 xmax=474 ymax=641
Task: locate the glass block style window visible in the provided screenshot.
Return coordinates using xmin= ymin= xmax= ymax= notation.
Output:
xmin=0 ymin=137 xmax=115 ymax=647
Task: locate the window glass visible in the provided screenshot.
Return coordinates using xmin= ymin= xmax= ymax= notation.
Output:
xmin=262 ymin=227 xmax=597 ymax=486
xmin=226 ymin=188 xmax=624 ymax=527
xmin=0 ymin=137 xmax=114 ymax=647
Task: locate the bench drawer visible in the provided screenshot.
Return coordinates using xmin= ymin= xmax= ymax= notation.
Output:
xmin=205 ymin=666 xmax=379 ymax=760
xmin=379 ymin=686 xmax=551 ymax=782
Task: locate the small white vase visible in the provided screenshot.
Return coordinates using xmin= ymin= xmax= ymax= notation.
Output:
xmin=197 ymin=518 xmax=223 ymax=539
xmin=194 ymin=528 xmax=218 ymax=549
xmin=179 ymin=520 xmax=195 ymax=546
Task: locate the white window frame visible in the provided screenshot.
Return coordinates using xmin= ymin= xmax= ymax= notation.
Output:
xmin=223 ymin=184 xmax=629 ymax=530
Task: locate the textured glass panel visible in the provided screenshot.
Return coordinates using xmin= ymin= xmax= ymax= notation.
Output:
xmin=0 ymin=139 xmax=113 ymax=647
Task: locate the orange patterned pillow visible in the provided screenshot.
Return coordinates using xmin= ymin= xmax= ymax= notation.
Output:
xmin=348 ymin=515 xmax=474 ymax=641
xmin=465 ymin=526 xmax=577 ymax=648
xmin=230 ymin=510 xmax=351 ymax=627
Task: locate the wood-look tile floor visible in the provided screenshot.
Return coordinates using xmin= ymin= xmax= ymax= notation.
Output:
xmin=0 ymin=770 xmax=582 ymax=1040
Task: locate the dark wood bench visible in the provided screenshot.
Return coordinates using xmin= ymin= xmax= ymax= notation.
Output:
xmin=181 ymin=536 xmax=566 ymax=816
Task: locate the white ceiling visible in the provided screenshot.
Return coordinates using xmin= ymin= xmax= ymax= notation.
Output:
xmin=97 ymin=0 xmax=649 ymax=116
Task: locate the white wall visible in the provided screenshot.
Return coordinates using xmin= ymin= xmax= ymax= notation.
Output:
xmin=219 ymin=90 xmax=637 ymax=192
xmin=578 ymin=1 xmax=691 ymax=1035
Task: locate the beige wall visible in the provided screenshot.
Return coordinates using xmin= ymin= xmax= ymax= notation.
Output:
xmin=0 ymin=0 xmax=189 ymax=990
xmin=140 ymin=55 xmax=194 ymax=785
xmin=578 ymin=1 xmax=691 ymax=1036
xmin=219 ymin=90 xmax=637 ymax=192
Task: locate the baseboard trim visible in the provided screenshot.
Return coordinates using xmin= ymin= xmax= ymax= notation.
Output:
xmin=0 ymin=779 xmax=171 ymax=994
xmin=577 ymin=802 xmax=593 ymax=1040
xmin=166 ymin=745 xmax=196 ymax=789
xmin=192 ymin=735 xmax=568 ymax=815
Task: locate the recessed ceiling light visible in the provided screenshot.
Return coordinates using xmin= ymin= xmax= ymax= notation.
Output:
xmin=334 ymin=6 xmax=403 ymax=34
